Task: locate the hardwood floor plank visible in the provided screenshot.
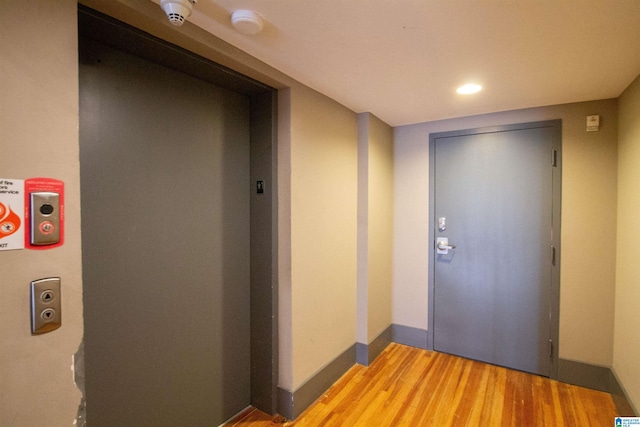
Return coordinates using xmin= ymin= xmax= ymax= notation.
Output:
xmin=225 ymin=343 xmax=621 ymax=427
xmin=224 ymin=407 xmax=286 ymax=426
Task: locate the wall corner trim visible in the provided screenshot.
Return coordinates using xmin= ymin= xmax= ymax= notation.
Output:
xmin=356 ymin=325 xmax=393 ymax=366
xmin=278 ymin=344 xmax=356 ymax=420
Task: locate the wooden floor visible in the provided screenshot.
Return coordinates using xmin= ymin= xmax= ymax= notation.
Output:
xmin=226 ymin=343 xmax=619 ymax=426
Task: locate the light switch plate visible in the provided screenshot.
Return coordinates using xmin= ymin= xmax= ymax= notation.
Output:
xmin=30 ymin=277 xmax=61 ymax=334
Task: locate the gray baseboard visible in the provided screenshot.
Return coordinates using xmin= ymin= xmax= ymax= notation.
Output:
xmin=392 ymin=324 xmax=429 ymax=350
xmin=610 ymin=369 xmax=638 ymax=416
xmin=356 ymin=325 xmax=393 ymax=366
xmin=277 ymin=344 xmax=356 ymax=420
xmin=558 ymin=359 xmax=636 ymax=416
xmin=558 ymin=358 xmax=612 ymax=393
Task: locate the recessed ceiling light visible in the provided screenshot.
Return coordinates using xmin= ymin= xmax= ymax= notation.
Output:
xmin=456 ymin=83 xmax=482 ymax=95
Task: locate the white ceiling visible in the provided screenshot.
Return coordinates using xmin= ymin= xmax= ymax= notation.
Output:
xmin=163 ymin=0 xmax=640 ymax=126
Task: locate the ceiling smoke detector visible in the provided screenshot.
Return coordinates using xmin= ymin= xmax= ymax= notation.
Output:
xmin=231 ymin=10 xmax=265 ymax=35
xmin=161 ymin=0 xmax=197 ymax=26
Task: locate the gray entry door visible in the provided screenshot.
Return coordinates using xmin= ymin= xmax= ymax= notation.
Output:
xmin=80 ymin=37 xmax=251 ymax=425
xmin=431 ymin=122 xmax=560 ymax=377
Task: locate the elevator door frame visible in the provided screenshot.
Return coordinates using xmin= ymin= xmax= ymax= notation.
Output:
xmin=79 ymin=5 xmax=279 ymax=417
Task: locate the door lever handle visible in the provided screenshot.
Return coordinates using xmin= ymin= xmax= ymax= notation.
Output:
xmin=436 ymin=237 xmax=457 ymax=254
xmin=437 ymin=241 xmax=456 ymax=251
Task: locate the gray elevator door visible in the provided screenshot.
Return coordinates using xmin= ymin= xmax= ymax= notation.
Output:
xmin=80 ymin=37 xmax=251 ymax=426
xmin=433 ymin=124 xmax=557 ymax=376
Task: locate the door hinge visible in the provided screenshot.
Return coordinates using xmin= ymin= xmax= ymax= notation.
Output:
xmin=551 ymin=246 xmax=556 ymax=266
xmin=548 ymin=339 xmax=554 ymax=358
xmin=552 ymin=149 xmax=558 ymax=167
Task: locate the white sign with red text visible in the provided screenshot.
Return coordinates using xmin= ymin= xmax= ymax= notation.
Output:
xmin=0 ymin=179 xmax=25 ymax=251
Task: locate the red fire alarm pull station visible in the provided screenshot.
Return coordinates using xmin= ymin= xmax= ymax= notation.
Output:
xmin=24 ymin=178 xmax=64 ymax=250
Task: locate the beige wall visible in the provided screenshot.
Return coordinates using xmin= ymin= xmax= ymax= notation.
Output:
xmin=365 ymin=114 xmax=394 ymax=342
xmin=394 ymin=99 xmax=618 ymax=366
xmin=615 ymin=73 xmax=640 ymax=411
xmin=0 ymin=1 xmax=83 ymax=425
xmin=277 ymin=88 xmax=294 ymax=390
xmin=289 ymin=85 xmax=358 ymax=389
xmin=357 ymin=113 xmax=394 ymax=345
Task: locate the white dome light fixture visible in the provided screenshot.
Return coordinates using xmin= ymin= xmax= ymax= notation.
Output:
xmin=231 ymin=10 xmax=265 ymax=35
xmin=456 ymin=83 xmax=482 ymax=95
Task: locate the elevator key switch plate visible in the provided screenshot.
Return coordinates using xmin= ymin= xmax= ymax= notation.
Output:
xmin=30 ymin=192 xmax=61 ymax=245
xmin=30 ymin=277 xmax=61 ymax=334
